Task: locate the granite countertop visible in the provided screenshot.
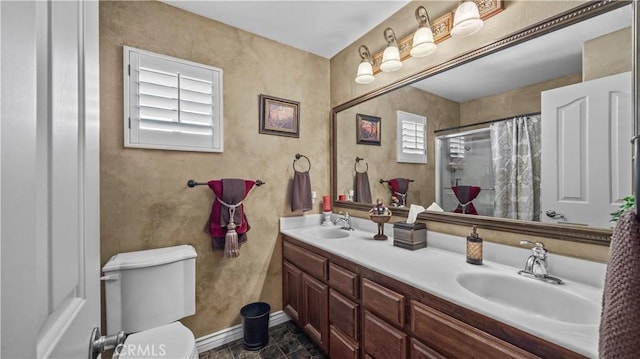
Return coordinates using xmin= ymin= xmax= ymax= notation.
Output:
xmin=280 ymin=214 xmax=605 ymax=358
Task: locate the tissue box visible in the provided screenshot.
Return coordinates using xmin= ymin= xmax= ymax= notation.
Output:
xmin=393 ymin=222 xmax=426 ymax=250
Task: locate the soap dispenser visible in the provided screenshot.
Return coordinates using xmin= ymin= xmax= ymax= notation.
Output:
xmin=466 ymin=225 xmax=483 ymax=265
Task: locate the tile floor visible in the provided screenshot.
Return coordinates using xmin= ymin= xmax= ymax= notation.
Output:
xmin=199 ymin=321 xmax=328 ymax=359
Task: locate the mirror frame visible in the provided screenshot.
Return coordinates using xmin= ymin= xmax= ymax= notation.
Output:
xmin=332 ymin=0 xmax=631 ymax=246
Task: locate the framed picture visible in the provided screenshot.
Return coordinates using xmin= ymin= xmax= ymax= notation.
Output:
xmin=356 ymin=113 xmax=381 ymax=146
xmin=259 ymin=94 xmax=300 ymax=138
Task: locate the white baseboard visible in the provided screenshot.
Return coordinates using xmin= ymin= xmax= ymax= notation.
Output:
xmin=195 ymin=310 xmax=291 ymax=353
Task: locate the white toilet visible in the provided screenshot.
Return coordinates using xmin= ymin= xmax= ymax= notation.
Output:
xmin=102 ymin=245 xmax=198 ymax=359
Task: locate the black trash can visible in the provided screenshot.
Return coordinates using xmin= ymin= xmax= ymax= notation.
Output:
xmin=240 ymin=302 xmax=271 ymax=351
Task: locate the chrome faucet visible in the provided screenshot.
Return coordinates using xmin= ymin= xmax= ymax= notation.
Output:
xmin=334 ymin=212 xmax=355 ymax=231
xmin=517 ymin=240 xmax=564 ymax=285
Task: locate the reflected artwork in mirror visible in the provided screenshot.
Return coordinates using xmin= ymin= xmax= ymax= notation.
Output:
xmin=333 ymin=1 xmax=632 ymax=245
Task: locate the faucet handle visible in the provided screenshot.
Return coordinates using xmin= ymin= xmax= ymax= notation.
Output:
xmin=519 ymin=240 xmax=547 ymax=257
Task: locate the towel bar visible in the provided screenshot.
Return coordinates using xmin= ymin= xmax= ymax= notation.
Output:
xmin=380 ymin=178 xmax=415 ymax=184
xmin=187 ymin=179 xmax=265 ymax=187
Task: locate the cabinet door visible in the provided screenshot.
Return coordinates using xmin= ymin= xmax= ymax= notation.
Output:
xmin=330 ymin=325 xmax=359 ymax=359
xmin=283 ymin=261 xmax=302 ymax=322
xmin=363 ymin=310 xmax=407 ymax=359
xmin=302 ymin=273 xmax=329 ymax=353
xmin=330 ymin=289 xmax=359 ymax=340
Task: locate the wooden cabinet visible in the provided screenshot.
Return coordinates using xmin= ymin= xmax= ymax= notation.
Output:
xmin=301 ymin=273 xmax=329 ymax=353
xmin=282 ymin=261 xmax=302 ymax=322
xmin=363 ymin=310 xmax=408 ymax=359
xmin=282 ymin=235 xmax=583 ymax=359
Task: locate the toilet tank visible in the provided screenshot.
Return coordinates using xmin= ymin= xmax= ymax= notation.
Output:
xmin=102 ymin=245 xmax=197 ymax=334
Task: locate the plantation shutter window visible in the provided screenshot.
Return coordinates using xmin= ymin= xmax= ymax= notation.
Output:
xmin=397 ymin=111 xmax=427 ymax=164
xmin=124 ymin=46 xmax=223 ymax=152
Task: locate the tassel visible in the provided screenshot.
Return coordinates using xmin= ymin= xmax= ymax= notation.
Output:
xmin=224 ymin=221 xmax=240 ymax=258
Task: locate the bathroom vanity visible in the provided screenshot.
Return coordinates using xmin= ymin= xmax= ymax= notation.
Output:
xmin=280 ymin=215 xmax=604 ymax=359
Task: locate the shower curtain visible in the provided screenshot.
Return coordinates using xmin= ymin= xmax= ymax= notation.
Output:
xmin=490 ymin=115 xmax=541 ymax=221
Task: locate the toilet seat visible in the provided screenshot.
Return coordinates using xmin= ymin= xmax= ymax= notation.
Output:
xmin=117 ymin=322 xmax=197 ymax=359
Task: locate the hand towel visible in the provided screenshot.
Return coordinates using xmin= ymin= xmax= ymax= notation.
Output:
xmin=599 ymin=208 xmax=640 ymax=358
xmin=354 ymin=171 xmax=372 ymax=203
xmin=206 ymin=179 xmax=255 ymax=251
xmin=388 ymin=178 xmax=410 ymax=206
xmin=452 ymin=185 xmax=481 ymax=215
xmin=291 ymin=169 xmax=312 ymax=212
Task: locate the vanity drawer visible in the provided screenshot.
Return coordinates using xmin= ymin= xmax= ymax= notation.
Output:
xmin=329 ymin=263 xmax=359 ymax=298
xmin=329 ymin=289 xmax=359 ymax=340
xmin=411 ymin=338 xmax=446 ymax=359
xmin=410 ymin=300 xmax=536 ymax=359
xmin=283 ymin=241 xmax=328 ymax=281
xmin=363 ymin=310 xmax=407 ymax=359
xmin=362 ymin=278 xmax=405 ymax=327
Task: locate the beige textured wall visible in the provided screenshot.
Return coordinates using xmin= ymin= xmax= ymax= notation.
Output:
xmin=459 ymin=73 xmax=582 ymax=125
xmin=583 ymin=27 xmax=632 ymax=81
xmin=336 ymin=86 xmax=458 ymax=206
xmin=100 ymin=1 xmax=330 ymax=337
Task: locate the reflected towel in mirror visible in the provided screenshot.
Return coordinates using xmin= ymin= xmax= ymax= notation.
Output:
xmin=354 ymin=172 xmax=372 ymax=203
xmin=452 ymin=185 xmax=481 ymax=215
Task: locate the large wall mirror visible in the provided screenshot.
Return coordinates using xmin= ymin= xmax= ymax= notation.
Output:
xmin=333 ymin=0 xmax=633 ymax=245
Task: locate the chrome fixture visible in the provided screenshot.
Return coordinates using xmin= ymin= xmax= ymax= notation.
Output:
xmin=355 ymin=45 xmax=375 ymax=84
xmin=89 ymin=327 xmax=126 ymax=359
xmin=410 ymin=6 xmax=437 ymax=57
xmin=334 ymin=211 xmax=355 ymax=231
xmin=517 ymin=240 xmax=564 ymax=285
xmin=452 ymin=1 xmax=484 ymax=37
xmin=380 ymin=28 xmax=402 ymax=72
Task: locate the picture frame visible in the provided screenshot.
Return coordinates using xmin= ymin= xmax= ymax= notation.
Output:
xmin=356 ymin=113 xmax=381 ymax=146
xmin=259 ymin=94 xmax=300 ymax=138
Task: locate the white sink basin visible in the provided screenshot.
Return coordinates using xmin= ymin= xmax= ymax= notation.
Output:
xmin=456 ymin=272 xmax=600 ymax=325
xmin=300 ymin=227 xmax=350 ymax=240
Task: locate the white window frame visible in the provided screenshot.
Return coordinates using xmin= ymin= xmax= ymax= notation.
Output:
xmin=396 ymin=111 xmax=427 ymax=164
xmin=123 ymin=46 xmax=224 ymax=152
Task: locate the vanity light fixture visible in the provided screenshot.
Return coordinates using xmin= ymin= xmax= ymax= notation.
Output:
xmin=410 ymin=6 xmax=437 ymax=57
xmin=380 ymin=28 xmax=403 ymax=72
xmin=355 ymin=45 xmax=375 ymax=84
xmin=451 ymin=0 xmax=484 ymax=37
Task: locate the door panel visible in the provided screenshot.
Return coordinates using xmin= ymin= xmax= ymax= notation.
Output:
xmin=1 ymin=1 xmax=100 ymax=357
xmin=541 ymin=72 xmax=631 ymax=228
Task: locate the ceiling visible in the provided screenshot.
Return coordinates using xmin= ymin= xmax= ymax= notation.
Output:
xmin=162 ymin=0 xmax=410 ymax=59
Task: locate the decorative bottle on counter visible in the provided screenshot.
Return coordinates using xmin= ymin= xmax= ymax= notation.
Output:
xmin=466 ymin=225 xmax=483 ymax=265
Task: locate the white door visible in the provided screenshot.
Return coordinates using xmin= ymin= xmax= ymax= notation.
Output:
xmin=1 ymin=1 xmax=100 ymax=358
xmin=541 ymin=72 xmax=632 ymax=228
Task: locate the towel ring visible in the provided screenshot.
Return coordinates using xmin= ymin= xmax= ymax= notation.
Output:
xmin=293 ymin=153 xmax=311 ymax=172
xmin=354 ymin=157 xmax=368 ymax=173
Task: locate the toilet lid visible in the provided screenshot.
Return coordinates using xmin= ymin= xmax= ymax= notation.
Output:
xmin=118 ymin=322 xmax=197 ymax=359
